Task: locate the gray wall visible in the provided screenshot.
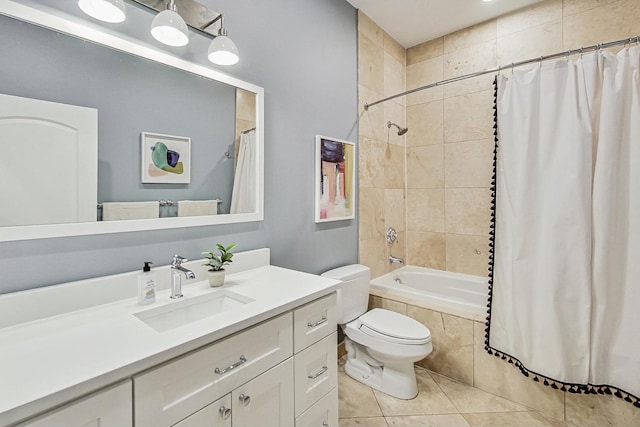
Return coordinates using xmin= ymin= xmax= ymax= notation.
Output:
xmin=0 ymin=0 xmax=359 ymax=293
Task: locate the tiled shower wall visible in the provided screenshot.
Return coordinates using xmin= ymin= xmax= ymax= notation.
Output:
xmin=358 ymin=0 xmax=640 ymax=279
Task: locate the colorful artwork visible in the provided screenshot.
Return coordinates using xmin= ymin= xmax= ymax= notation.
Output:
xmin=141 ymin=132 xmax=191 ymax=184
xmin=315 ymin=135 xmax=355 ymax=222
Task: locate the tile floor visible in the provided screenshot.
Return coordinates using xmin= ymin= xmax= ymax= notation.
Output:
xmin=338 ymin=358 xmax=577 ymax=427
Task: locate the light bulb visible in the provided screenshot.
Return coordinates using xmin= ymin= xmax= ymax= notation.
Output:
xmin=208 ymin=35 xmax=239 ymax=65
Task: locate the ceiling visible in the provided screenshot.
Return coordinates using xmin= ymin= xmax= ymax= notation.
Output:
xmin=345 ymin=0 xmax=542 ymax=48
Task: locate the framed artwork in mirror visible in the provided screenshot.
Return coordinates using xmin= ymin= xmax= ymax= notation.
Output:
xmin=141 ymin=132 xmax=191 ymax=184
xmin=315 ymin=135 xmax=355 ymax=223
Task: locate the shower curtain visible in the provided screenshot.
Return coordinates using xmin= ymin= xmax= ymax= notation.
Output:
xmin=230 ymin=129 xmax=256 ymax=214
xmin=488 ymin=45 xmax=640 ymax=403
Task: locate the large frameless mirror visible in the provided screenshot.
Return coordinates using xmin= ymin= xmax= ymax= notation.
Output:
xmin=0 ymin=0 xmax=264 ymax=242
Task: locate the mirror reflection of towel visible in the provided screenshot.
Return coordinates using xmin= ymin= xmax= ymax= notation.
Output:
xmin=178 ymin=200 xmax=219 ymax=217
xmin=102 ymin=201 xmax=159 ymax=221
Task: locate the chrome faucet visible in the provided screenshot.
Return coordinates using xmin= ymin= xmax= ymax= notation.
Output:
xmin=388 ymin=255 xmax=404 ymax=264
xmin=170 ymin=254 xmax=195 ymax=299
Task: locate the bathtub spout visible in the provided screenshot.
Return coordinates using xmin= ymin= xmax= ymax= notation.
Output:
xmin=389 ymin=255 xmax=404 ymax=264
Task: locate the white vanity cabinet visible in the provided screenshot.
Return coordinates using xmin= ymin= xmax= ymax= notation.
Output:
xmin=293 ymin=293 xmax=339 ymax=427
xmin=16 ymin=381 xmax=131 ymax=427
xmin=134 ymin=313 xmax=293 ymax=427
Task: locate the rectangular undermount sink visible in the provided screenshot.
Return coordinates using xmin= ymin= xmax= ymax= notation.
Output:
xmin=134 ymin=290 xmax=255 ymax=333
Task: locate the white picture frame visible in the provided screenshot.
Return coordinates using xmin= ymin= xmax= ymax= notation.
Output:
xmin=315 ymin=135 xmax=356 ymax=223
xmin=141 ymin=132 xmax=191 ymax=184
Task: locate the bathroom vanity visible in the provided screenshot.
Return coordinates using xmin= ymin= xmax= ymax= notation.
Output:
xmin=0 ymin=249 xmax=340 ymax=427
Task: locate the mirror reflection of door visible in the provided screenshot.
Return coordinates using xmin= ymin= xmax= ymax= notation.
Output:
xmin=0 ymin=93 xmax=97 ymax=226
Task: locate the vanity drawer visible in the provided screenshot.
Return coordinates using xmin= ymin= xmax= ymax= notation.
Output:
xmin=295 ymin=386 xmax=338 ymax=427
xmin=134 ymin=313 xmax=293 ymax=427
xmin=294 ymin=332 xmax=337 ymax=417
xmin=293 ymin=293 xmax=337 ymax=353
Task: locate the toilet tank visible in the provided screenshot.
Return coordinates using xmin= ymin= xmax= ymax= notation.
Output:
xmin=321 ymin=264 xmax=370 ymax=324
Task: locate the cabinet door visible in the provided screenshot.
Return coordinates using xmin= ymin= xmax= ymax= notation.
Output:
xmin=232 ymin=358 xmax=294 ymax=427
xmin=17 ymin=381 xmax=131 ymax=427
xmin=172 ymin=394 xmax=231 ymax=427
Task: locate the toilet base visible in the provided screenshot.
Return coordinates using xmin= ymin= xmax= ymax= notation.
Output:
xmin=344 ymin=338 xmax=419 ymax=400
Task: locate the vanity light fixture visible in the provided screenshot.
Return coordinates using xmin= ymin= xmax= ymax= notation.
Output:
xmin=150 ymin=0 xmax=189 ymax=47
xmin=207 ymin=15 xmax=239 ymax=65
xmin=78 ymin=0 xmax=126 ymax=23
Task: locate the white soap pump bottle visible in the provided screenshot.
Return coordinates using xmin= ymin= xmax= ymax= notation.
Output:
xmin=137 ymin=261 xmax=156 ymax=305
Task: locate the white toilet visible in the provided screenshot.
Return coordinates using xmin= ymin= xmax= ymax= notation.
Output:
xmin=322 ymin=264 xmax=432 ymax=399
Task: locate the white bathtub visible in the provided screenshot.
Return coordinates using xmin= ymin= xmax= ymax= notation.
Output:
xmin=370 ymin=266 xmax=489 ymax=319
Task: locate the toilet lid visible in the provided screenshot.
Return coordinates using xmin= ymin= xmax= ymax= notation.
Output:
xmin=358 ymin=308 xmax=431 ymax=344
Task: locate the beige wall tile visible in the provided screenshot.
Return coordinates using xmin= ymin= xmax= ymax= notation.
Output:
xmin=359 ymin=137 xmax=386 ymax=189
xmin=497 ymin=0 xmax=562 ymax=37
xmin=565 ymin=392 xmax=640 ymax=427
xmin=384 ymin=52 xmax=405 ymax=101
xmin=407 ymin=231 xmax=446 ymax=269
xmin=563 ymin=0 xmax=640 ymax=51
xmin=410 ymin=306 xmax=474 ymax=385
xmin=497 ymin=20 xmax=563 ymax=66
xmin=384 ymin=31 xmax=405 ymax=65
xmin=384 ymin=189 xmax=405 ymax=232
xmin=407 ymin=145 xmax=445 ymax=189
xmin=444 ymin=19 xmax=497 ymax=53
xmin=473 ymin=321 xmax=565 ymax=419
xmin=358 ymin=85 xmax=385 ymax=141
xmin=563 ymin=0 xmax=619 ymax=17
xmin=235 ymin=89 xmax=256 ymax=121
xmin=359 ymin=188 xmax=385 ymax=240
xmin=359 ymin=32 xmax=384 ymax=94
xmin=407 ymin=37 xmax=444 ymax=65
xmin=406 ymin=100 xmax=444 ymax=147
xmin=407 ymin=56 xmax=444 ymax=105
xmin=358 ymin=10 xmax=383 ymax=46
xmin=445 ymin=140 xmax=495 ymax=188
xmin=369 ymin=295 xmax=407 ymax=315
xmin=359 ymin=236 xmax=386 ymax=279
xmin=385 ymin=144 xmax=405 ymax=189
xmin=407 ymin=189 xmax=445 ymax=232
xmin=444 ymin=40 xmax=496 ymax=80
xmin=446 ymin=234 xmax=490 ymax=277
xmin=445 ymin=188 xmax=491 ymax=235
xmin=444 ymin=90 xmax=494 ymax=143
xmin=444 ymin=74 xmax=495 ymax=99
xmin=385 ymin=100 xmax=406 ymax=147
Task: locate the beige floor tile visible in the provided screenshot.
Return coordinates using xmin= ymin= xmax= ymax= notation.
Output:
xmin=373 ymin=369 xmax=457 ymax=416
xmin=340 ymin=417 xmax=389 ymax=427
xmin=386 ymin=414 xmax=471 ymax=427
xmin=338 ymin=370 xmax=384 ymax=418
xmin=430 ymin=371 xmax=529 ymax=413
xmin=565 ymin=392 xmax=640 ymax=427
xmin=463 ymin=411 xmax=565 ymax=427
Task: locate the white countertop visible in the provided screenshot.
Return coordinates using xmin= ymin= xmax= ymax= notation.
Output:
xmin=0 ymin=264 xmax=341 ymax=425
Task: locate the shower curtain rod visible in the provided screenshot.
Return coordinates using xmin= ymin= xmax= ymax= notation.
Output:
xmin=364 ymin=35 xmax=640 ymax=111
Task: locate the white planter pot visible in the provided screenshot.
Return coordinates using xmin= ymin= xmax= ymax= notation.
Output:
xmin=207 ymin=269 xmax=225 ymax=287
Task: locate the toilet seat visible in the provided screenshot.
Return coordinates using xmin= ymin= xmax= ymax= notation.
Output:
xmin=356 ymin=308 xmax=431 ymax=345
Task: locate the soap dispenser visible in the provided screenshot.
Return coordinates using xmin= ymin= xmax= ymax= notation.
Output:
xmin=138 ymin=261 xmax=156 ymax=305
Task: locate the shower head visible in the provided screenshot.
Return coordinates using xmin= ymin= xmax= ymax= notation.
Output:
xmin=387 ymin=121 xmax=408 ymax=136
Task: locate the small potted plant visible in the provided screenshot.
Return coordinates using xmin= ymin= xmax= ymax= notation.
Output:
xmin=202 ymin=243 xmax=237 ymax=287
